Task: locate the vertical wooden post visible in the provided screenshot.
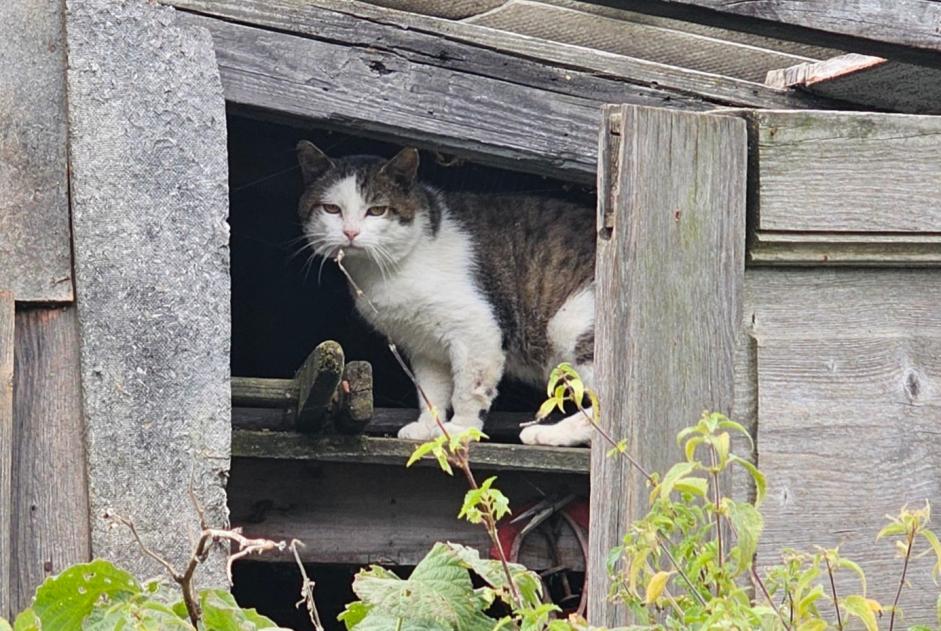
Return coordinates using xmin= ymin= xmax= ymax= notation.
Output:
xmin=0 ymin=291 xmax=13 ymax=620
xmin=11 ymin=308 xmax=91 ymax=612
xmin=589 ymin=105 xmax=746 ymax=626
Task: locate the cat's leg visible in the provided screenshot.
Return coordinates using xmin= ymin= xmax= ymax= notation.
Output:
xmin=520 ymin=285 xmax=595 ymax=447
xmin=519 ymin=363 xmax=595 ymax=446
xmin=397 ymin=356 xmax=453 ymax=441
xmin=445 ymin=338 xmax=505 ymax=435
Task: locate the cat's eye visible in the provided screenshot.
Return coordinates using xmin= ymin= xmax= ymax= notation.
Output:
xmin=366 ymin=205 xmax=391 ymax=216
xmin=322 ymin=203 xmax=341 ymax=214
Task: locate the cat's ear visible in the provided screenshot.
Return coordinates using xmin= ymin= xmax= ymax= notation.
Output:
xmin=380 ymin=147 xmax=419 ymax=187
xmin=296 ymin=140 xmax=334 ymax=184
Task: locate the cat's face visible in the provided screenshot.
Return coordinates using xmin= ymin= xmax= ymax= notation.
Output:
xmin=296 ymin=141 xmax=429 ymax=266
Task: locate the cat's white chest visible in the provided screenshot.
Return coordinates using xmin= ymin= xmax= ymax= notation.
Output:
xmin=351 ymin=220 xmax=500 ymax=360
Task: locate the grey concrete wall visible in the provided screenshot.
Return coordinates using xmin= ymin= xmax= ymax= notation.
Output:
xmin=66 ymin=0 xmax=231 ymax=584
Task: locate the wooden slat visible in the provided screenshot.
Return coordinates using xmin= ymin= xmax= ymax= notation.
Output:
xmin=166 ymin=0 xmax=836 ymax=112
xmin=0 ymin=0 xmax=73 ymax=302
xmin=750 ymin=110 xmax=941 ymax=233
xmin=590 ymin=105 xmax=746 ymax=625
xmin=11 ymin=307 xmax=90 ymax=612
xmin=230 ymin=459 xmax=588 ymax=569
xmin=467 ymin=1 xmax=818 ymax=83
xmin=766 ymin=53 xmax=941 ymax=115
xmin=756 ymin=335 xmax=941 ymax=623
xmin=232 ymin=430 xmax=589 ymax=474
xmin=749 ymin=232 xmax=941 ymax=267
xmin=232 ymin=377 xmax=297 ymax=408
xmin=580 ymin=0 xmax=941 ymax=67
xmin=0 ymin=292 xmax=13 ymax=619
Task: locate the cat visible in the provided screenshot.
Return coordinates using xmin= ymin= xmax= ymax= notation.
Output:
xmin=296 ymin=141 xmax=596 ymax=446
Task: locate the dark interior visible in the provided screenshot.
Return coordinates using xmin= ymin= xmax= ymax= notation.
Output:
xmin=227 ymin=107 xmax=596 ymax=413
xmin=227 ymin=108 xmax=593 ymax=628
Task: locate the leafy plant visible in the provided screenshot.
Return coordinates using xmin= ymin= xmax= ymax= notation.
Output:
xmin=1 ymin=559 xmax=285 ymax=630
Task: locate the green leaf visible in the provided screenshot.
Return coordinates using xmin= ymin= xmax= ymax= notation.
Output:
xmin=0 ymin=619 xmax=11 ymax=631
xmin=650 ymin=461 xmax=697 ymax=503
xmin=877 ymin=522 xmax=909 ymax=540
xmin=32 ymin=559 xmax=140 ymax=630
xmin=844 ymin=594 xmax=879 ymax=631
xmin=338 ymin=601 xmax=370 ymax=629
xmin=726 ymin=499 xmax=764 ymax=576
xmin=796 ymin=621 xmax=826 ymax=631
xmin=717 ymin=418 xmax=754 ymax=449
xmin=443 ymin=543 xmax=543 ymax=608
xmin=352 ymin=543 xmax=495 ymax=631
xmin=673 ymin=476 xmax=708 ymax=498
xmin=918 ymin=528 xmax=941 ymax=577
xmin=12 ymin=610 xmax=40 ymax=631
xmin=729 ymin=455 xmax=766 ymax=505
xmin=535 ymin=398 xmax=558 ymax=421
xmin=836 ymin=557 xmax=868 ymax=597
xmin=644 ymin=571 xmax=672 ymax=605
xmin=407 ymin=440 xmax=439 ymax=468
xmin=683 ymin=436 xmax=705 ymax=463
xmin=83 ymin=599 xmax=192 ymax=631
xmin=199 ymin=589 xmax=289 ymax=630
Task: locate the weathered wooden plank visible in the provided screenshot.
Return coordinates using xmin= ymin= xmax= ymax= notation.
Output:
xmin=232 ymin=377 xmax=298 ymax=408
xmin=467 ymin=1 xmax=817 ymax=83
xmin=229 ymin=459 xmax=587 ymax=569
xmin=581 ymin=0 xmax=941 ymax=67
xmin=166 ymin=0 xmax=836 ymax=112
xmin=756 ymin=335 xmax=941 ymax=624
xmin=232 ymin=430 xmax=590 ymax=474
xmin=590 ymin=105 xmax=746 ymax=625
xmin=746 ymin=268 xmax=941 ymax=336
xmin=749 ymin=232 xmax=941 ymax=267
xmin=766 ymin=53 xmax=941 ymax=115
xmin=0 ymin=0 xmax=73 ymax=302
xmin=750 ymin=110 xmax=941 ymax=233
xmin=11 ymin=307 xmax=90 ymax=612
xmin=233 ymin=405 xmax=534 ymax=442
xmin=0 ymin=292 xmax=13 ymax=619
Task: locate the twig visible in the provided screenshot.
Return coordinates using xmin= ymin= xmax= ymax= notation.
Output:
xmin=709 ymin=446 xmax=723 ymax=590
xmin=888 ymin=526 xmax=915 ymax=631
xmin=825 ymin=556 xmax=843 ymax=631
xmin=752 ymin=566 xmax=791 ymax=631
xmin=657 ymin=534 xmax=708 ymax=608
xmin=291 ymin=540 xmax=325 ymax=631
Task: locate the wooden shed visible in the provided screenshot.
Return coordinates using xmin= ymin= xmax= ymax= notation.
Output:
xmin=2 ymin=0 xmax=940 ymax=627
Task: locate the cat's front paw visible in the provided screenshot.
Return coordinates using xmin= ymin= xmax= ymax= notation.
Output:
xmin=520 ymin=423 xmax=591 ymax=447
xmin=397 ymin=420 xmax=439 ymax=441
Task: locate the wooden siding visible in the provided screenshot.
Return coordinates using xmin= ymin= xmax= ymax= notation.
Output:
xmin=11 ymin=307 xmax=90 ymax=613
xmin=0 ymin=0 xmax=73 ymax=302
xmin=747 ymin=268 xmax=941 ymax=623
xmin=590 ymin=105 xmax=746 ymax=625
xmin=0 ymin=292 xmax=13 ymax=619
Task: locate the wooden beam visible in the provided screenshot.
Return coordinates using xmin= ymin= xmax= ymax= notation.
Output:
xmin=580 ymin=0 xmax=941 ymax=68
xmin=749 ymin=232 xmax=941 ymax=267
xmin=229 ymin=459 xmax=588 ymax=569
xmin=11 ymin=307 xmax=90 ymax=612
xmin=232 ymin=430 xmax=590 ymax=475
xmin=165 ymin=0 xmax=836 ymax=111
xmin=0 ymin=0 xmax=73 ymax=302
xmin=766 ymin=53 xmax=941 ymax=114
xmin=590 ymin=105 xmax=746 ymax=625
xmin=747 ymin=110 xmax=941 ymax=234
xmin=0 ymin=292 xmax=13 ymax=620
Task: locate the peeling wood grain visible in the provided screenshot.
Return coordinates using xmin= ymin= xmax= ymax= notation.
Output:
xmin=166 ymin=0 xmax=836 ymax=111
xmin=11 ymin=307 xmax=90 ymax=612
xmin=590 ymin=105 xmax=746 ymax=625
xmin=756 ymin=335 xmax=941 ymax=624
xmin=0 ymin=0 xmax=73 ymax=302
xmin=749 ymin=231 xmax=941 ymax=266
xmin=766 ymin=53 xmax=941 ymax=114
xmin=750 ymin=110 xmax=941 ymax=233
xmin=0 ymin=292 xmax=13 ymax=619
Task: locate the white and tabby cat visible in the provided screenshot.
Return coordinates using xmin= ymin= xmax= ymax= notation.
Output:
xmin=296 ymin=142 xmax=595 ymax=446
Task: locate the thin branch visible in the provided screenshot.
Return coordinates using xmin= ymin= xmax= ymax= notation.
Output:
xmin=709 ymin=446 xmax=723 ymax=588
xmin=104 ymin=512 xmax=182 ymax=581
xmin=656 ymin=534 xmax=708 ymax=608
xmin=825 ymin=556 xmax=843 ymax=631
xmin=291 ymin=540 xmax=325 ymax=631
xmin=888 ymin=527 xmax=915 ymax=631
xmin=752 ymin=566 xmax=791 ymax=631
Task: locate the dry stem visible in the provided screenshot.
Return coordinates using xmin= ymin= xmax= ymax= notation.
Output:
xmin=291 ymin=539 xmax=326 ymax=631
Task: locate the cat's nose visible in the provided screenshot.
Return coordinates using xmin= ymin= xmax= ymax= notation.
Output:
xmin=343 ymin=228 xmax=360 ymax=242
